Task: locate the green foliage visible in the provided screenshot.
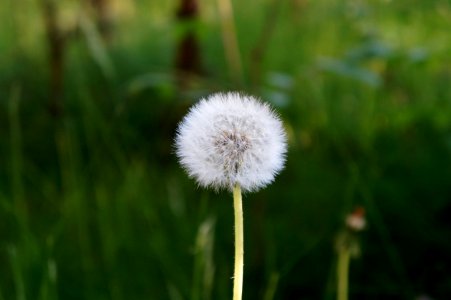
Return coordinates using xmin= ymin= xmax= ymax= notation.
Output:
xmin=1 ymin=0 xmax=450 ymax=299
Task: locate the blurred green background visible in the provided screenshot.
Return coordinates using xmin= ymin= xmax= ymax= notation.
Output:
xmin=1 ymin=0 xmax=450 ymax=299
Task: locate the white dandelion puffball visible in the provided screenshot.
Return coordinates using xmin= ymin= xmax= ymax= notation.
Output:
xmin=175 ymin=92 xmax=287 ymax=192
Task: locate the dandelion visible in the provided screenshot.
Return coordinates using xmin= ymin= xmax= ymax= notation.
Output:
xmin=175 ymin=92 xmax=287 ymax=300
xmin=175 ymin=92 xmax=286 ymax=192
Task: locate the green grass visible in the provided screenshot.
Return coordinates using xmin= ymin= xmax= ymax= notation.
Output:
xmin=1 ymin=0 xmax=450 ymax=299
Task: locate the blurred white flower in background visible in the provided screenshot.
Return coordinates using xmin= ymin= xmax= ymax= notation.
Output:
xmin=345 ymin=207 xmax=366 ymax=232
xmin=175 ymin=92 xmax=287 ymax=192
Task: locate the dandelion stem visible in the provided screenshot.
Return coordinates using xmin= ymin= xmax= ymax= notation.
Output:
xmin=337 ymin=246 xmax=351 ymax=300
xmin=233 ymin=183 xmax=244 ymax=300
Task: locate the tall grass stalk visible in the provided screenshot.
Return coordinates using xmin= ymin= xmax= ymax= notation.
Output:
xmin=8 ymin=245 xmax=26 ymax=300
xmin=191 ymin=217 xmax=216 ymax=300
xmin=263 ymin=272 xmax=279 ymax=300
xmin=216 ymin=0 xmax=243 ymax=84
xmin=8 ymin=86 xmax=26 ymax=227
xmin=38 ymin=258 xmax=58 ymax=300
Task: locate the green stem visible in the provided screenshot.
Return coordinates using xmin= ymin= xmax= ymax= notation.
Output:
xmin=337 ymin=247 xmax=351 ymax=300
xmin=233 ymin=184 xmax=244 ymax=300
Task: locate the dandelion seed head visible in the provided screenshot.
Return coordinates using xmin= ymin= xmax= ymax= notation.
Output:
xmin=175 ymin=92 xmax=287 ymax=192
